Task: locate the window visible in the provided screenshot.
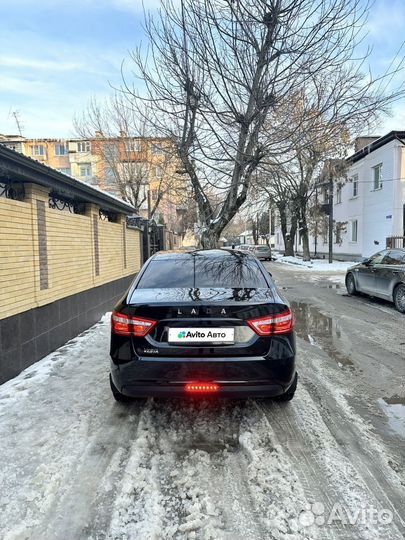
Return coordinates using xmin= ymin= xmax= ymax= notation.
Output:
xmin=55 ymin=143 xmax=67 ymax=156
xmin=155 ymin=166 xmax=163 ymax=179
xmin=351 ymin=219 xmax=358 ymax=242
xmin=136 ymin=256 xmax=268 ymax=289
xmin=372 ymin=164 xmax=383 ymax=190
xmin=125 ymin=139 xmax=141 ymax=152
xmin=351 ymin=174 xmax=358 ymax=197
xmin=151 ymin=142 xmax=163 ymax=155
xmin=336 ymin=184 xmax=342 ymax=204
xmin=31 ymin=145 xmax=45 ymax=156
xmin=77 ymin=141 xmax=91 ymax=153
xmin=57 ymin=167 xmax=71 ymax=175
xmin=79 ymin=163 xmax=92 ymax=177
xmin=368 ymin=250 xmax=387 ymax=265
xmin=105 ymin=166 xmax=116 ymax=184
xmin=383 ymin=250 xmax=405 ymax=265
xmin=151 ymin=189 xmax=159 ymax=201
xmin=104 ymin=142 xmax=118 ymax=160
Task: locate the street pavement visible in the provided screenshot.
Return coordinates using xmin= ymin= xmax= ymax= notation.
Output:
xmin=0 ymin=263 xmax=404 ymax=540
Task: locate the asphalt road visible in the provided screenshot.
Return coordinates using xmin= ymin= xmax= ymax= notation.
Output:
xmin=0 ymin=263 xmax=404 ymax=540
xmin=266 ymin=261 xmax=405 ymax=449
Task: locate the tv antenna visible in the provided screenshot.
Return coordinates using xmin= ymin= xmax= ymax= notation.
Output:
xmin=9 ymin=109 xmax=24 ymax=136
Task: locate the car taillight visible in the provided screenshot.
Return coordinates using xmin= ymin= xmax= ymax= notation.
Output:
xmin=185 ymin=383 xmax=219 ymax=393
xmin=111 ymin=311 xmax=156 ymax=337
xmin=247 ymin=309 xmax=294 ymax=336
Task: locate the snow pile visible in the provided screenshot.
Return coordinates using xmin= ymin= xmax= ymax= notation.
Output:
xmin=273 ymin=254 xmax=356 ymax=272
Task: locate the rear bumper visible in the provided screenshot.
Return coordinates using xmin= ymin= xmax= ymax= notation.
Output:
xmin=118 ymin=382 xmax=288 ymax=398
xmin=110 ymin=355 xmax=295 ymax=398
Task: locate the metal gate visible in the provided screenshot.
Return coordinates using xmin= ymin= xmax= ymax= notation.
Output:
xmin=127 ymin=216 xmax=166 ymax=262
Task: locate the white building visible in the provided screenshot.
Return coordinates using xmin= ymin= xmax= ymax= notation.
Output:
xmin=274 ymin=131 xmax=405 ymax=260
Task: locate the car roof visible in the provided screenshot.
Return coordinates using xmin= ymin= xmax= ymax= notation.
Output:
xmin=151 ymin=248 xmax=255 ymax=260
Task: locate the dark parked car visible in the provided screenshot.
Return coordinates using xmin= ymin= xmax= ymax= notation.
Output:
xmin=345 ymin=248 xmax=405 ymax=313
xmin=110 ymin=249 xmax=297 ymax=401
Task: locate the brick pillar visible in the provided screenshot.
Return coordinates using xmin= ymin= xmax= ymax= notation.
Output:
xmin=24 ymin=183 xmax=50 ymax=305
xmin=85 ymin=203 xmax=100 ymax=281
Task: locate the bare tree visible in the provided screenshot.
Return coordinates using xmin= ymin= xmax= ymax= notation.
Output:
xmin=120 ymin=0 xmax=399 ymax=247
xmin=256 ymin=48 xmax=404 ymax=259
xmin=74 ymin=95 xmax=182 ymax=218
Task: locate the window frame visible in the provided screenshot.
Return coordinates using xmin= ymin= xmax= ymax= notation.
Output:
xmin=79 ymin=163 xmax=92 ymax=177
xmin=351 ymin=174 xmax=358 ymax=198
xmin=335 ymin=184 xmax=342 ymax=204
xmin=351 ymin=219 xmax=358 ymax=243
xmin=54 ymin=143 xmax=68 ymax=156
xmin=31 ymin=144 xmax=45 ymax=156
xmin=104 ymin=166 xmax=116 ymax=184
xmin=151 ymin=142 xmax=163 ymax=155
xmin=383 ymin=250 xmax=405 ymax=265
xmin=372 ymin=163 xmax=383 ymax=191
xmin=77 ymin=141 xmax=91 ymax=153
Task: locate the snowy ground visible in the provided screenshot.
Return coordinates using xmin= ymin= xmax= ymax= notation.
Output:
xmin=273 ymin=253 xmax=356 ymax=273
xmin=1 ymin=267 xmax=404 ymax=540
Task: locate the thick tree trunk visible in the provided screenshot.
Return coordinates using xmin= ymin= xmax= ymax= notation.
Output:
xmin=201 ymin=227 xmax=220 ymax=249
xmin=278 ymin=205 xmax=297 ymax=257
xmin=301 ymin=213 xmax=311 ymax=261
xmin=302 ymin=232 xmax=310 ymax=261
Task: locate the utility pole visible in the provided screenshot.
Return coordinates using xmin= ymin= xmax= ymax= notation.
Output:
xmin=328 ymin=175 xmax=333 ymax=263
xmin=147 ymin=189 xmax=151 ymax=220
xmin=314 ymin=187 xmax=318 ymax=257
xmin=268 ymin=203 xmax=272 ymax=247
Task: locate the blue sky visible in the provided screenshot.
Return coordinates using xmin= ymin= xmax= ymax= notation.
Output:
xmin=0 ymin=0 xmax=403 ymax=138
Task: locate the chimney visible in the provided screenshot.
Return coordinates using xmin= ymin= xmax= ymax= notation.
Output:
xmin=354 ymin=136 xmax=380 ymax=152
xmin=119 ymin=130 xmax=127 ymax=138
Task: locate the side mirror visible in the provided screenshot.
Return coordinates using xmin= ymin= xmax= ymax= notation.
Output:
xmin=362 ymin=257 xmax=371 ymax=266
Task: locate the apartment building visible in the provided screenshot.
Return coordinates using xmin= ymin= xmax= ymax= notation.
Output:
xmin=0 ymin=133 xmax=186 ymax=230
xmin=273 ymin=131 xmax=405 ymax=259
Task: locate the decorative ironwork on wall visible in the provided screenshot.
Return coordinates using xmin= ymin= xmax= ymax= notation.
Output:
xmin=0 ymin=180 xmax=25 ymax=201
xmin=48 ymin=192 xmax=85 ymax=214
xmin=99 ymin=208 xmax=117 ymax=222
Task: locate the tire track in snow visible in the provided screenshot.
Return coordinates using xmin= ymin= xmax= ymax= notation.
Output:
xmin=109 ymin=398 xmax=244 ymax=540
xmin=29 ymin=401 xmax=146 ymax=540
xmin=299 ymin=361 xmax=405 ymax=536
xmin=257 ymin=368 xmax=404 ymax=540
xmin=108 ymin=398 xmax=315 ymax=540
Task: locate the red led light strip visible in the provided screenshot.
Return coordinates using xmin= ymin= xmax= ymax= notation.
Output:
xmin=185 ymin=383 xmax=219 ymax=392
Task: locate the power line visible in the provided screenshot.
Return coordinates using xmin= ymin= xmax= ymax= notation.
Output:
xmin=346 ymin=176 xmax=405 ymax=184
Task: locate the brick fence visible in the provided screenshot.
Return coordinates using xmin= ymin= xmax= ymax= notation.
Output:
xmin=0 ymin=181 xmax=141 ymax=383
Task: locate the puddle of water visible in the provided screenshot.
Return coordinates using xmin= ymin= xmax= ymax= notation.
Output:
xmin=291 ymin=301 xmax=355 ymax=369
xmin=378 ymin=396 xmax=405 ymax=439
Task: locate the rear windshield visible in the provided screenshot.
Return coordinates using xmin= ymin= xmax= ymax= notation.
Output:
xmin=256 ymin=246 xmax=268 ymax=251
xmin=137 ymin=256 xmax=268 ymax=289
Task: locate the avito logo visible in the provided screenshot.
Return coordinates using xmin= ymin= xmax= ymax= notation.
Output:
xmin=177 ymin=330 xmax=226 ymax=339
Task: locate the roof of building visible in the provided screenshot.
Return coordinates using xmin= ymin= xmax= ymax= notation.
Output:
xmin=349 ymin=131 xmax=405 ymax=164
xmin=0 ymin=144 xmax=136 ymax=214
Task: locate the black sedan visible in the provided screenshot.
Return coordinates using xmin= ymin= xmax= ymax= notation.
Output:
xmin=345 ymin=248 xmax=405 ymax=313
xmin=110 ymin=249 xmax=297 ymax=401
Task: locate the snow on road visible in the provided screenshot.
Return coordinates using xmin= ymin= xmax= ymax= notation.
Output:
xmin=273 ymin=254 xmax=356 ymax=273
xmin=0 ymin=313 xmax=404 ymax=540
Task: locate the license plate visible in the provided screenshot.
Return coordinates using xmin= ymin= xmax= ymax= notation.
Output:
xmin=168 ymin=327 xmax=235 ymax=343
